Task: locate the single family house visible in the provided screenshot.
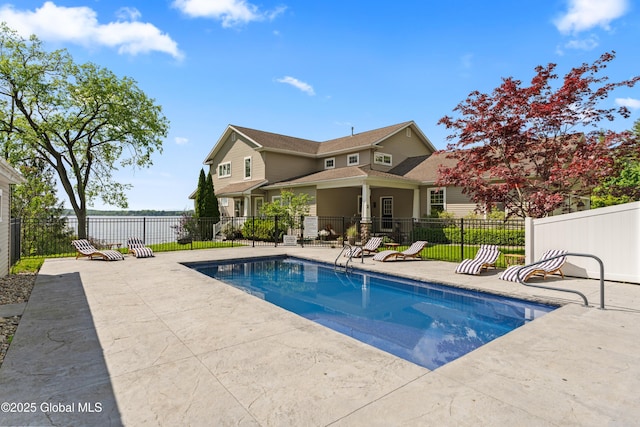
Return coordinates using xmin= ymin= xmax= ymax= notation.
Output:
xmin=202 ymin=121 xmax=480 ymax=233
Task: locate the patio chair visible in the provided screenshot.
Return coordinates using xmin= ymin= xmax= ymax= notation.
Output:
xmin=343 ymin=236 xmax=383 ymax=258
xmin=373 ymin=241 xmax=428 ymax=262
xmin=127 ymin=237 xmax=154 ymax=258
xmin=499 ymin=249 xmax=568 ymax=282
xmin=455 ymin=244 xmax=501 ymax=275
xmin=72 ymin=239 xmax=124 ymax=261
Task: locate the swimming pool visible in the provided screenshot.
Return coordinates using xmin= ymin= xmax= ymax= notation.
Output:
xmin=186 ymin=256 xmax=555 ymax=370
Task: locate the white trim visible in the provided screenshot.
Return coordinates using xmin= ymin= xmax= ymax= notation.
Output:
xmin=254 ymin=196 xmax=264 ymax=216
xmin=324 ymin=157 xmax=336 ymax=169
xmin=380 ymin=196 xmax=393 ymax=230
xmin=374 ymin=152 xmax=392 ymax=166
xmin=243 ymin=156 xmax=252 ymax=180
xmin=218 ymin=161 xmax=231 ymax=178
xmin=347 ymin=153 xmax=359 ymax=166
xmin=427 ymin=187 xmax=446 ymax=215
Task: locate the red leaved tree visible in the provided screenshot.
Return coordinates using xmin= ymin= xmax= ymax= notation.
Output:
xmin=437 ymin=51 xmax=640 ymax=218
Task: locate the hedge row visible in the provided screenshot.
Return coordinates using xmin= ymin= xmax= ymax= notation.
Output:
xmin=412 ymin=226 xmax=525 ymax=246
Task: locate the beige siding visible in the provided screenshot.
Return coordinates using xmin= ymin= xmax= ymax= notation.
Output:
xmin=372 ymin=127 xmax=434 ymax=172
xmin=210 ymin=136 xmax=260 ymax=190
xmin=370 ymin=189 xmax=414 ymax=218
xmin=316 ymin=188 xmax=361 ymax=217
xmin=318 ymin=149 xmax=373 ymax=169
xmin=264 ymin=152 xmax=317 ymax=183
xmin=419 ymin=186 xmax=478 ymax=218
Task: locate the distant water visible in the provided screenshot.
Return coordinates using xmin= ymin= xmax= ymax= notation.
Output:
xmin=65 ymin=216 xmax=183 ymax=245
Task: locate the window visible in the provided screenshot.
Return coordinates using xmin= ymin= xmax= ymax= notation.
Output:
xmin=428 ymin=188 xmax=445 ymax=216
xmin=272 ymin=195 xmax=282 ymax=205
xmin=357 ymin=195 xmax=362 ymax=214
xmin=219 ymin=197 xmax=229 ymax=207
xmin=347 ymin=153 xmax=359 ymax=166
xmin=244 ymin=157 xmax=251 ymax=179
xmin=374 ymin=152 xmax=392 ymax=166
xmin=231 ymin=132 xmax=237 ymax=141
xmin=218 ymin=162 xmax=231 ymax=178
xmin=324 ymin=158 xmax=335 ymax=169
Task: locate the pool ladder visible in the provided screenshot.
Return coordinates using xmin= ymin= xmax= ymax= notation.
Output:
xmin=335 ymin=244 xmax=356 ymax=273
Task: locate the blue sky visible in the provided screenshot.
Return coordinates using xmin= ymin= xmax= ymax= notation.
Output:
xmin=1 ymin=0 xmax=639 ymax=210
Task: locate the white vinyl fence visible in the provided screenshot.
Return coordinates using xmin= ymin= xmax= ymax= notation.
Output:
xmin=526 ymin=201 xmax=640 ymax=284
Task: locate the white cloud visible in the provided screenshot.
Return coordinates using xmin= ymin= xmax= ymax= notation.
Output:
xmin=555 ymin=0 xmax=629 ymax=34
xmin=172 ymin=0 xmax=286 ymax=28
xmin=175 ymin=137 xmax=189 ymax=145
xmin=0 ymin=2 xmax=183 ymax=59
xmin=615 ymin=97 xmax=640 ymax=109
xmin=562 ymin=34 xmax=600 ymax=51
xmin=276 ymin=76 xmax=315 ymax=96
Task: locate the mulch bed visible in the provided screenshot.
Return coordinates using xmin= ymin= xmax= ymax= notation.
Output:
xmin=0 ymin=274 xmax=36 ymax=368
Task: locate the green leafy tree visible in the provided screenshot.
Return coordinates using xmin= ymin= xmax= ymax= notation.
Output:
xmin=260 ymin=190 xmax=313 ymax=232
xmin=592 ymin=118 xmax=640 ymax=207
xmin=203 ymin=172 xmax=219 ymax=220
xmin=194 ymin=169 xmax=207 ymax=218
xmin=0 ymin=24 xmax=169 ymax=238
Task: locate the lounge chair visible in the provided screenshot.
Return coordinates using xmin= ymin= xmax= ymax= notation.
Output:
xmin=455 ymin=244 xmax=501 ymax=275
xmin=343 ymin=236 xmax=383 ymax=258
xmin=127 ymin=237 xmax=154 ymax=258
xmin=72 ymin=239 xmax=124 ymax=261
xmin=373 ymin=241 xmax=428 ymax=262
xmin=499 ymin=249 xmax=567 ymax=282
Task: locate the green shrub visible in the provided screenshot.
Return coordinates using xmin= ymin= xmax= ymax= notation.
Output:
xmin=412 ymin=226 xmax=524 ymax=245
xmin=241 ymin=218 xmax=286 ymax=241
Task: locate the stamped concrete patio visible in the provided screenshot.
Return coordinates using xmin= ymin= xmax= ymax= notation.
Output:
xmin=1 ymin=246 xmax=639 ymax=426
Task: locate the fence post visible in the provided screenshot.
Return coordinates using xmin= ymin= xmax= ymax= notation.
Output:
xmin=143 ymin=217 xmax=147 ymax=243
xmin=300 ymin=215 xmax=305 ymax=248
xmin=460 ymin=218 xmax=465 ymax=261
xmin=274 ymin=215 xmax=278 ymax=247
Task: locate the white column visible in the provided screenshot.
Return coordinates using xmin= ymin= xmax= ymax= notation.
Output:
xmin=412 ymin=188 xmax=420 ymax=219
xmin=244 ymin=195 xmax=250 ymax=216
xmin=361 ymin=184 xmax=371 ymax=222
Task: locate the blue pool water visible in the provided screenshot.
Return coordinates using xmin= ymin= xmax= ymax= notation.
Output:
xmin=187 ymin=256 xmax=555 ymax=370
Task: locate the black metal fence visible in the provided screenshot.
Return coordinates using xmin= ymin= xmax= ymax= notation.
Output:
xmin=11 ymin=215 xmax=525 ymax=266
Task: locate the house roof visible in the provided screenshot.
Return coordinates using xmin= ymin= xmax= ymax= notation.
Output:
xmin=216 ymin=179 xmax=269 ymax=196
xmin=397 ymin=151 xmax=459 ymax=184
xmin=0 ymin=157 xmax=25 ymax=184
xmin=231 ymin=125 xmax=320 ymax=155
xmin=203 ymin=121 xmax=436 ymax=164
xmin=263 ymin=164 xmax=419 ymax=189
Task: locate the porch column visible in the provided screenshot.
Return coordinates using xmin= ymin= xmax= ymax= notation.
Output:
xmin=361 ymin=183 xmax=371 ymax=221
xmin=360 ymin=183 xmax=372 ymax=242
xmin=244 ymin=195 xmax=251 ymax=216
xmin=413 ymin=188 xmax=420 ymax=219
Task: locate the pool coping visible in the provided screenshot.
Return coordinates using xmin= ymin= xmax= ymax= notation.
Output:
xmin=1 ymin=246 xmax=639 ymax=425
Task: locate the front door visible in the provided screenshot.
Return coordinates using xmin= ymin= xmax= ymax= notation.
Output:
xmin=234 ymin=198 xmax=244 ymax=217
xmin=254 ymin=197 xmax=264 ymax=217
xmin=381 ymin=197 xmax=393 ymax=230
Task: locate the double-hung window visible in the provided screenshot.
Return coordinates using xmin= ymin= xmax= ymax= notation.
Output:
xmin=244 ymin=157 xmax=251 ymax=179
xmin=428 ymin=188 xmax=445 ymax=216
xmin=218 ymin=162 xmax=231 ymax=178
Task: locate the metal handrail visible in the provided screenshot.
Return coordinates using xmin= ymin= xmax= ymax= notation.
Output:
xmin=515 ymin=252 xmax=605 ymax=309
xmin=334 ymin=244 xmax=355 ymax=272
